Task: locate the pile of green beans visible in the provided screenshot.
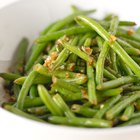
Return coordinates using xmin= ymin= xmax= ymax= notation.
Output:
xmin=2 ymin=6 xmax=140 ymax=128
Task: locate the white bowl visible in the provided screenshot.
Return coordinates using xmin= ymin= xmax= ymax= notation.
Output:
xmin=0 ymin=0 xmax=140 ymax=140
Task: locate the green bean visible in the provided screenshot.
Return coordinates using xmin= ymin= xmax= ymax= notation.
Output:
xmin=117 ymin=38 xmax=133 ymax=48
xmin=120 ymin=37 xmax=140 ymax=49
xmin=119 ymin=117 xmax=140 ymax=127
xmin=103 ymin=69 xmax=117 ymax=80
xmin=75 ymin=16 xmax=140 ymax=77
xmin=17 ymin=71 xmax=38 ymax=110
xmin=51 ymin=83 xmax=86 ymax=101
xmin=0 ymin=73 xmax=20 ymax=81
xmin=78 ymin=33 xmax=95 ymax=46
xmin=58 ymin=40 xmax=93 ymax=64
xmin=100 ymin=20 xmax=136 ymax=27
xmin=109 ymin=16 xmax=119 ymax=72
xmin=120 ymin=83 xmax=133 ymax=90
xmin=117 ymin=62 xmax=130 ymax=76
xmin=65 ymin=35 xmax=81 ymax=64
xmin=87 ymin=64 xmax=97 ymax=105
xmin=53 ymin=79 xmax=81 ymax=92
xmin=84 ymin=38 xmax=92 ymax=47
xmin=97 ymin=88 xmax=123 ymax=97
xmin=63 ymin=75 xmax=88 ymax=85
xmin=105 ymin=67 xmax=121 ymax=78
xmin=94 ymin=95 xmax=121 ymax=119
xmin=27 ymin=106 xmax=48 ymax=115
xmin=124 ymin=91 xmax=140 ymax=96
xmin=134 ymin=99 xmax=140 ymax=111
xmin=117 ymin=28 xmax=140 ymax=43
xmin=131 ymin=112 xmax=140 ymax=118
xmin=2 ymin=102 xmax=15 ymax=107
xmin=24 ymin=97 xmax=43 ymax=108
xmin=4 ymin=105 xmax=45 ymax=122
xmin=106 ymin=91 xmax=140 ymax=120
xmin=29 ymin=85 xmax=38 ymax=98
xmin=13 ymin=84 xmax=21 ymax=98
xmin=48 ymin=116 xmax=112 ymax=128
xmin=121 ymin=105 xmax=135 ymax=121
xmin=124 ymin=85 xmax=140 ymax=91
xmin=14 ymin=74 xmax=51 ymax=85
xmin=119 ymin=21 xmax=136 ymax=26
xmin=53 ymin=94 xmax=75 ymax=118
xmin=96 ymin=36 xmax=103 ymax=48
xmin=71 ymin=104 xmax=98 ymax=117
xmin=37 ymin=85 xmax=63 ymax=116
xmin=25 ymin=43 xmax=46 ymax=71
xmin=119 ymin=60 xmax=133 ymax=76
xmin=13 ymin=38 xmax=29 ymax=74
xmin=37 ymin=27 xmax=92 ymax=43
xmin=110 ymin=48 xmax=118 ymax=72
xmin=97 ymin=76 xmax=139 ymax=90
xmin=109 ymin=16 xmax=119 ymax=35
xmin=131 ymin=56 xmax=140 ymax=63
xmin=51 ymin=48 xmax=70 ymax=70
xmin=123 ymin=47 xmax=140 ymax=56
xmin=96 ymin=41 xmax=109 ymax=85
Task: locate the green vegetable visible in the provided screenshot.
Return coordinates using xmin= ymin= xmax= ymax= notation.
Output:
xmin=48 ymin=116 xmax=112 ymax=128
xmin=38 ymin=85 xmax=63 ymax=116
xmin=17 ymin=71 xmax=38 ymax=110
xmin=106 ymin=91 xmax=140 ymax=120
xmin=4 ymin=105 xmax=45 ymax=122
xmin=121 ymin=105 xmax=134 ymax=121
xmin=53 ymin=94 xmax=75 ymax=118
xmin=75 ymin=16 xmax=140 ymax=77
xmin=3 ymin=6 xmax=140 ymax=128
xmin=87 ymin=64 xmax=97 ymax=105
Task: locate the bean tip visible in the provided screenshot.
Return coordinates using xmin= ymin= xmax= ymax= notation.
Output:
xmin=121 ymin=115 xmax=128 ymax=121
xmin=105 ymin=112 xmax=113 ymax=120
xmin=89 ymin=99 xmax=98 ymax=105
xmin=71 ymin=104 xmax=80 ymax=112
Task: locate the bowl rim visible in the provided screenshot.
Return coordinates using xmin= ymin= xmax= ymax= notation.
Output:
xmin=1 ymin=107 xmax=140 ymax=134
xmin=0 ymin=0 xmax=140 ymax=133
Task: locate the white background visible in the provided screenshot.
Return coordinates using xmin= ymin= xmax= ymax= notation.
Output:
xmin=0 ymin=0 xmax=18 ymax=8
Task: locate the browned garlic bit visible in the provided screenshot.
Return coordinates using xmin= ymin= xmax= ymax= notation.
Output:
xmin=81 ymin=89 xmax=88 ymax=99
xmin=65 ymin=72 xmax=70 ymax=78
xmin=43 ymin=52 xmax=58 ymax=68
xmin=88 ymin=57 xmax=94 ymax=66
xmin=81 ymin=46 xmax=93 ymax=55
xmin=128 ymin=29 xmax=135 ymax=36
xmin=109 ymin=34 xmax=117 ymax=43
xmin=67 ymin=63 xmax=76 ymax=71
